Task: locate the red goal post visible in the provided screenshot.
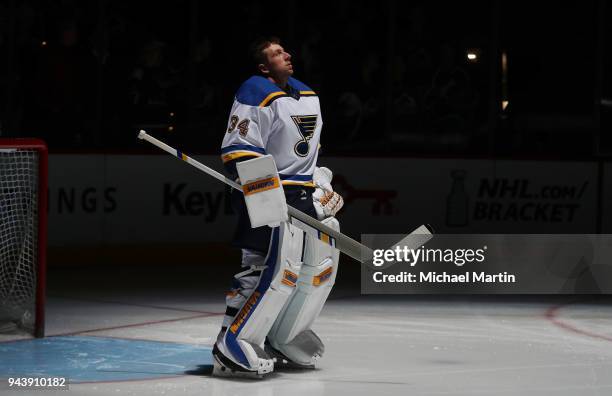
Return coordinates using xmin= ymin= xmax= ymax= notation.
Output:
xmin=0 ymin=138 xmax=47 ymax=338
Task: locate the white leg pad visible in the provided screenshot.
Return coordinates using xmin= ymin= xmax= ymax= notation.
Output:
xmin=267 ymin=217 xmax=340 ymax=366
xmin=216 ymin=222 xmax=304 ymax=373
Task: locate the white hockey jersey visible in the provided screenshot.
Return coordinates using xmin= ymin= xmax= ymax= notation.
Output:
xmin=221 ymin=76 xmax=322 ymax=187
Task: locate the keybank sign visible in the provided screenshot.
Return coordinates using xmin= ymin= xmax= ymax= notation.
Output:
xmin=163 ymin=183 xmax=232 ymax=221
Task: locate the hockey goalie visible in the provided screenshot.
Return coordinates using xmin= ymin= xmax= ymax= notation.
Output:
xmin=213 ymin=36 xmax=344 ymax=378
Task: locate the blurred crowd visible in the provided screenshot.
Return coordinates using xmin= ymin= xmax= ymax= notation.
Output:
xmin=0 ymin=0 xmax=599 ymax=156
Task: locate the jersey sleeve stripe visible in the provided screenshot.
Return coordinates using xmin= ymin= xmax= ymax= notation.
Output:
xmin=221 ymin=144 xmax=266 ymax=155
xmin=221 ymin=151 xmax=262 ymax=163
xmin=299 ymin=90 xmax=316 ymax=96
xmin=259 ymin=91 xmax=287 ymax=107
xmin=221 ymin=144 xmax=265 ymax=163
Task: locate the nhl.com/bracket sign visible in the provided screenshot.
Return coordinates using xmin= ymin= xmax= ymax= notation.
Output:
xmin=446 ymin=173 xmax=589 ymax=227
xmin=443 ymin=162 xmax=596 ymax=232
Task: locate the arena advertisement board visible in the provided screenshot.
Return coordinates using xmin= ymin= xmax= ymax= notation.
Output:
xmin=48 ymin=155 xmax=235 ymax=246
xmin=318 ymin=158 xmax=597 ymax=235
xmin=47 ymin=155 xmax=107 ymax=246
xmin=48 ymin=155 xmax=599 ymax=246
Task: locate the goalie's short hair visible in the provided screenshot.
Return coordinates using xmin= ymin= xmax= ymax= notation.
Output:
xmin=249 ymin=36 xmax=281 ymax=72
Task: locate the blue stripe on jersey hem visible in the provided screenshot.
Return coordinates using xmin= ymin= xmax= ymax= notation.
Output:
xmin=279 ymin=173 xmax=313 ymax=181
xmin=221 ymin=144 xmax=266 ymax=154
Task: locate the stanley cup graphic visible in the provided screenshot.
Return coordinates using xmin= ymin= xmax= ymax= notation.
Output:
xmin=446 ymin=170 xmax=469 ymax=227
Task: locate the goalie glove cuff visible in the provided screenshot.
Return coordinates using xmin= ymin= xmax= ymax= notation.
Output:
xmin=313 ymin=167 xmax=333 ymax=192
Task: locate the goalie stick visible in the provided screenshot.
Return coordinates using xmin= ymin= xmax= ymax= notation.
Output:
xmin=137 ymin=130 xmax=433 ymax=263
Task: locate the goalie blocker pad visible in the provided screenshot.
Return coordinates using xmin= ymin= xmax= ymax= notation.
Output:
xmin=237 ymin=155 xmax=288 ymax=228
xmin=267 ymin=217 xmax=340 ymax=366
xmin=218 ymin=221 xmax=304 ymax=372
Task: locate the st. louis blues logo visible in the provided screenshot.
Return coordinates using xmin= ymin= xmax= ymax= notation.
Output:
xmin=291 ymin=115 xmax=317 ymax=157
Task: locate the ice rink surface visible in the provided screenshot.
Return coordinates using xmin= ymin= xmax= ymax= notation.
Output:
xmin=1 ymin=265 xmax=611 ymax=395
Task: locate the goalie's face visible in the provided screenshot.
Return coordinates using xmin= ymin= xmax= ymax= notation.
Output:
xmin=259 ymin=43 xmax=293 ymax=81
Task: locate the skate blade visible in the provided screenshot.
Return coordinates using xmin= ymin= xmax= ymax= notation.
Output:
xmin=212 ymin=356 xmax=266 ymax=379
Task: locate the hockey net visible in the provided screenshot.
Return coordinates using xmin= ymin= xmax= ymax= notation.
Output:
xmin=0 ymin=139 xmax=47 ymax=338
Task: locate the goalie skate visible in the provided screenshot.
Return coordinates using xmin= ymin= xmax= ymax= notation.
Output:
xmin=212 ymin=343 xmax=274 ymax=379
xmin=265 ymin=329 xmax=324 ymax=370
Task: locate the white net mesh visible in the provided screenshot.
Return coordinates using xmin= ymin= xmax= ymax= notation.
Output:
xmin=0 ymin=148 xmax=39 ymax=333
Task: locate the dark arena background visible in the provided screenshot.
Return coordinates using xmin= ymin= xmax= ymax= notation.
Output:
xmin=1 ymin=1 xmax=612 ymax=394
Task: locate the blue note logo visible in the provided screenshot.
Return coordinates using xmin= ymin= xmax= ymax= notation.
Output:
xmin=291 ymin=115 xmax=318 ymax=157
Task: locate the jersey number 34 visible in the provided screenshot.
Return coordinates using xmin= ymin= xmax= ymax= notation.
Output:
xmin=228 ymin=115 xmax=250 ymax=137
